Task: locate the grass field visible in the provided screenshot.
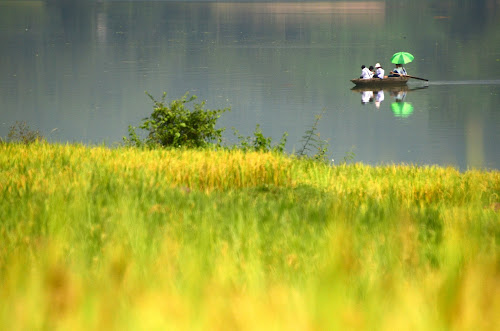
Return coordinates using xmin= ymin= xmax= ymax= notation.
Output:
xmin=1 ymin=143 xmax=499 ymax=330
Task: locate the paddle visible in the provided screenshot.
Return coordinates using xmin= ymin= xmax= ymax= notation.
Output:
xmin=407 ymin=75 xmax=429 ymax=82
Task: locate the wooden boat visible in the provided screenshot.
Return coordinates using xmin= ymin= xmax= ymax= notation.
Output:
xmin=350 ymin=76 xmax=410 ymax=87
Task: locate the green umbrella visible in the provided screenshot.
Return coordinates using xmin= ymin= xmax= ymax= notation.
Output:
xmin=391 ymin=102 xmax=414 ymax=118
xmin=390 ymin=51 xmax=414 ymax=64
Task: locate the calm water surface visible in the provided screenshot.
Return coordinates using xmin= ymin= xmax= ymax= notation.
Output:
xmin=1 ymin=0 xmax=499 ymax=170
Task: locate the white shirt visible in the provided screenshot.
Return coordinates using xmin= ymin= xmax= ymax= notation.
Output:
xmin=375 ymin=68 xmax=385 ymax=79
xmin=393 ymin=67 xmax=407 ymax=75
xmin=361 ymin=67 xmax=373 ymax=79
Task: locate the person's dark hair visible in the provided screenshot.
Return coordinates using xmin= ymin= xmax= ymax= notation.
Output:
xmin=369 ymin=66 xmax=374 ymax=70
xmin=361 ymin=65 xmax=366 ymax=69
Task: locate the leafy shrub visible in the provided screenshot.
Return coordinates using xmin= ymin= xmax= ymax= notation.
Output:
xmin=232 ymin=124 xmax=288 ymax=153
xmin=124 ymin=91 xmax=342 ymax=164
xmin=124 ymin=92 xmax=229 ymax=148
xmin=342 ymin=149 xmax=356 ymax=164
xmin=4 ymin=121 xmax=44 ymax=144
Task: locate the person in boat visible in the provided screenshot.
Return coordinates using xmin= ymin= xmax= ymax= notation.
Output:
xmin=375 ymin=63 xmax=385 ymax=79
xmin=389 ymin=63 xmax=407 ymax=77
xmin=360 ymin=65 xmax=373 ymax=79
xmin=368 ymin=65 xmax=375 ymax=78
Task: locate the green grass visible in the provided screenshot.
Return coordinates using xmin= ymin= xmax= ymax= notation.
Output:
xmin=1 ymin=143 xmax=499 ymax=330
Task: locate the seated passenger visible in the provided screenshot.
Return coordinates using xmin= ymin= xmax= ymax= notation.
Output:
xmin=375 ymin=63 xmax=385 ymax=79
xmin=389 ymin=64 xmax=407 ymax=77
xmin=369 ymin=65 xmax=375 ymax=77
xmin=360 ymin=65 xmax=373 ymax=79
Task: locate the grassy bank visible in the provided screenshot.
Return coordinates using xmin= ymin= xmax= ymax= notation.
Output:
xmin=1 ymin=143 xmax=499 ymax=330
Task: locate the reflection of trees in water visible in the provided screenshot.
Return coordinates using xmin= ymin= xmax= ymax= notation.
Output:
xmin=51 ymin=2 xmax=92 ymax=43
xmin=0 ymin=1 xmax=498 ymax=106
xmin=430 ymin=0 xmax=496 ymax=38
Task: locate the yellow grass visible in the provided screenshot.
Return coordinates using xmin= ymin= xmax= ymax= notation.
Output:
xmin=0 ymin=142 xmax=499 ymax=330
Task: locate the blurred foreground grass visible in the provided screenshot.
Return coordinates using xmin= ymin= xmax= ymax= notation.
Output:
xmin=1 ymin=143 xmax=499 ymax=330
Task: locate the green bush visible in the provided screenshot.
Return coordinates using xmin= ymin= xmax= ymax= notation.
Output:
xmin=124 ymin=92 xmax=229 ymax=148
xmin=232 ymin=124 xmax=288 ymax=153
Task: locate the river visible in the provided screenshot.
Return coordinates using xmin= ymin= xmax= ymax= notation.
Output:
xmin=1 ymin=0 xmax=499 ymax=170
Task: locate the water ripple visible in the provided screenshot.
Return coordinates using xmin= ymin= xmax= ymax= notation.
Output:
xmin=428 ymin=80 xmax=500 ymax=85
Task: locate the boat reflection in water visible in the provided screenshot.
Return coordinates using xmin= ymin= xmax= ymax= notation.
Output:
xmin=352 ymin=85 xmax=427 ymax=117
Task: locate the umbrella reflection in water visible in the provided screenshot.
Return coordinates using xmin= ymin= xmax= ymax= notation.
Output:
xmin=391 ymin=102 xmax=414 ymax=118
